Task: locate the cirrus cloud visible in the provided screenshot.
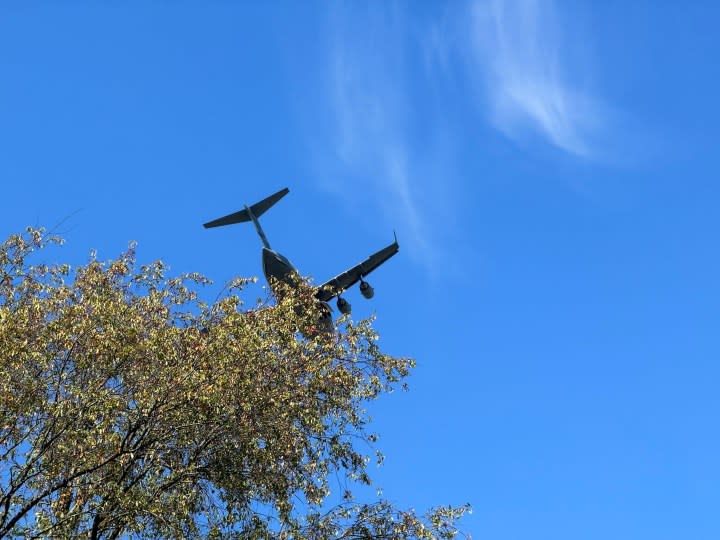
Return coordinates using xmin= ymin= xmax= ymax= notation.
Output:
xmin=470 ymin=0 xmax=610 ymax=159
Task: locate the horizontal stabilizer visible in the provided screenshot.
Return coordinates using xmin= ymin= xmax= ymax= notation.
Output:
xmin=203 ymin=187 xmax=289 ymax=228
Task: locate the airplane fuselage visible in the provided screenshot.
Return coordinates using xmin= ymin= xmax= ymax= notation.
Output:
xmin=262 ymin=246 xmax=333 ymax=332
xmin=262 ymin=247 xmax=298 ymax=288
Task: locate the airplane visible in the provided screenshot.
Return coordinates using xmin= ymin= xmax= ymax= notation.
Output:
xmin=203 ymin=187 xmax=399 ymax=328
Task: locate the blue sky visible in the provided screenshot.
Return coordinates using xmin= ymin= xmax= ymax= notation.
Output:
xmin=2 ymin=1 xmax=720 ymax=538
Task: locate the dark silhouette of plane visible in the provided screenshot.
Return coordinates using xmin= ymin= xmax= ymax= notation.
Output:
xmin=203 ymin=188 xmax=399 ymax=324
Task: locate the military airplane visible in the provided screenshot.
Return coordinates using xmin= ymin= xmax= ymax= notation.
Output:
xmin=203 ymin=188 xmax=399 ymax=326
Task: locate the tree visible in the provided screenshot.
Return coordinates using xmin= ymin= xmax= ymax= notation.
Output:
xmin=0 ymin=228 xmax=469 ymax=539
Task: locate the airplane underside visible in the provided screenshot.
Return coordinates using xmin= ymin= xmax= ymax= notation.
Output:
xmin=261 ymin=247 xmax=297 ymax=287
xmin=204 ymin=187 xmax=399 ymax=331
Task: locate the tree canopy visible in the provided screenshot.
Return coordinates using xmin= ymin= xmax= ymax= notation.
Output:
xmin=0 ymin=228 xmax=468 ymax=539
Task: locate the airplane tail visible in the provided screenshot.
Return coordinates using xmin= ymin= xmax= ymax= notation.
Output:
xmin=203 ymin=188 xmax=289 ymax=228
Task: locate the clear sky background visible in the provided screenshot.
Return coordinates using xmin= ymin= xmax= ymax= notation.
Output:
xmin=2 ymin=2 xmax=719 ymax=538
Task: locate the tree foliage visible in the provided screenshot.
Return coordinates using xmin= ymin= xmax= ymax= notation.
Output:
xmin=0 ymin=228 xmax=468 ymax=539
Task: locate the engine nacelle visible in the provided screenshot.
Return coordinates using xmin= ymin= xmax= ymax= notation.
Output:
xmin=359 ymin=280 xmax=374 ymax=299
xmin=336 ymin=296 xmax=352 ymax=315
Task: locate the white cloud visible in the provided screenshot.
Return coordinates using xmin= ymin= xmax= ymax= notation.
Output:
xmin=470 ymin=0 xmax=607 ymax=158
xmin=312 ymin=1 xmax=638 ymax=275
xmin=317 ymin=5 xmax=445 ymax=272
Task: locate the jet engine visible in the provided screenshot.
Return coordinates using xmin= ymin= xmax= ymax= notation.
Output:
xmin=336 ymin=296 xmax=352 ymax=315
xmin=359 ymin=279 xmax=374 ymax=299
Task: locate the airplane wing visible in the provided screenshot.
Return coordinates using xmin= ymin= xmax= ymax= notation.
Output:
xmin=315 ymin=236 xmax=399 ymax=302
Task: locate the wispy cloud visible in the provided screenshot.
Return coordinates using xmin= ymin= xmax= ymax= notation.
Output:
xmin=470 ymin=0 xmax=608 ymax=158
xmin=308 ymin=1 xmax=641 ymax=275
xmin=315 ymin=5 xmax=453 ymax=273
